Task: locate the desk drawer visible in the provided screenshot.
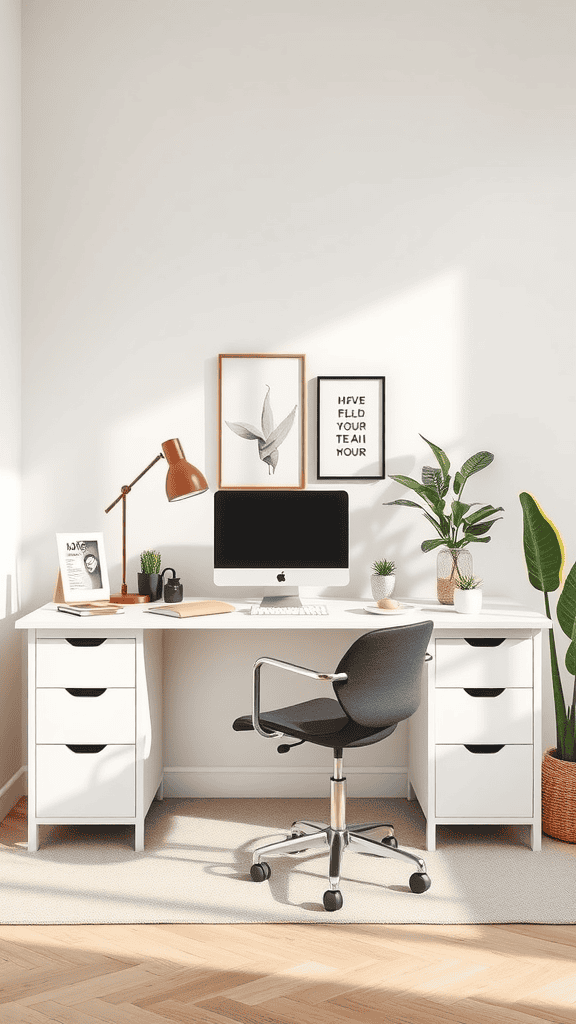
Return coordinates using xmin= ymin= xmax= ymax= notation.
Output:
xmin=435 ymin=638 xmax=532 ymax=689
xmin=36 ymin=638 xmax=136 ymax=689
xmin=435 ymin=744 xmax=533 ymax=817
xmin=36 ymin=744 xmax=135 ymax=817
xmin=435 ymin=688 xmax=533 ymax=744
xmin=36 ymin=688 xmax=135 ymax=744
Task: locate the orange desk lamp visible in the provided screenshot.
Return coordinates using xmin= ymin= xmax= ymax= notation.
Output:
xmin=104 ymin=438 xmax=208 ymax=604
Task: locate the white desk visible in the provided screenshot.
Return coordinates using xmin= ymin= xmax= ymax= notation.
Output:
xmin=16 ymin=598 xmax=550 ymax=853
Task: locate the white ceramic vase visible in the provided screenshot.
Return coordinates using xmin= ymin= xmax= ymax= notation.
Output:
xmin=453 ymin=588 xmax=482 ymax=614
xmin=370 ymin=574 xmax=396 ymax=602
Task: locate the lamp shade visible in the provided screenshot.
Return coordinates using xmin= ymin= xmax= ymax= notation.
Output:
xmin=162 ymin=438 xmax=208 ymax=501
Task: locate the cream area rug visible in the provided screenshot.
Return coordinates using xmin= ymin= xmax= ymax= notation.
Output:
xmin=2 ymin=797 xmax=575 ymax=925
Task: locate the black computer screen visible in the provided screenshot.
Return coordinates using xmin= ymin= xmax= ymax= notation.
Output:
xmin=214 ymin=490 xmax=349 ymax=569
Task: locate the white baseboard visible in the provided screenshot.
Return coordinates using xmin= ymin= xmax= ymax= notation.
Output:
xmin=0 ymin=766 xmax=27 ymax=821
xmin=163 ymin=766 xmax=408 ymax=799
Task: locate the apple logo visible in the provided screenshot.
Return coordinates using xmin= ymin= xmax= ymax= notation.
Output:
xmin=277 ymin=571 xmax=286 ymax=582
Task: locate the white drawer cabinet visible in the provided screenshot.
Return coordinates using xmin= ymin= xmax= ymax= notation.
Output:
xmin=434 ymin=637 xmax=532 ymax=688
xmin=27 ymin=629 xmax=162 ymax=853
xmin=435 ymin=744 xmax=533 ymax=817
xmin=434 ymin=687 xmax=533 ymax=744
xmin=36 ymin=637 xmax=136 ymax=688
xmin=409 ymin=633 xmax=542 ymax=851
xmin=36 ymin=688 xmax=136 ymax=744
xmin=36 ymin=744 xmax=136 ymax=817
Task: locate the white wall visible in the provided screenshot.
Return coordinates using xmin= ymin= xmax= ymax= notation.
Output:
xmin=21 ymin=0 xmax=576 ymax=792
xmin=0 ymin=0 xmax=22 ymax=815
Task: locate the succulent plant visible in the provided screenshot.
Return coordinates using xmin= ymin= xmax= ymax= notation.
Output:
xmin=140 ymin=550 xmax=161 ymax=574
xmin=455 ymin=574 xmax=482 ymax=590
xmin=371 ymin=559 xmax=396 ymax=576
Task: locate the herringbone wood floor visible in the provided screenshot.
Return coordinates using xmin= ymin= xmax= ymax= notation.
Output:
xmin=3 ymin=801 xmax=575 ymax=1023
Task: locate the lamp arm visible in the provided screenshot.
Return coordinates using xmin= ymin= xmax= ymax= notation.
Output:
xmin=104 ymin=452 xmax=165 ymax=514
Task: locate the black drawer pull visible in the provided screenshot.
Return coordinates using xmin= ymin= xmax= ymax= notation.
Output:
xmin=65 ymin=688 xmax=106 ymax=697
xmin=65 ymin=638 xmax=107 ymax=647
xmin=464 ymin=744 xmax=504 ymax=754
xmin=464 ymin=688 xmax=504 ymax=698
xmin=65 ymin=744 xmax=107 ymax=753
xmin=464 ymin=638 xmax=506 ymax=648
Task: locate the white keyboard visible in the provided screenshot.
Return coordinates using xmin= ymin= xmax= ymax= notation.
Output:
xmin=250 ymin=604 xmax=328 ymax=616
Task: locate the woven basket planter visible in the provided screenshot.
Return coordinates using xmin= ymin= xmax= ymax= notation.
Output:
xmin=542 ymin=747 xmax=576 ymax=843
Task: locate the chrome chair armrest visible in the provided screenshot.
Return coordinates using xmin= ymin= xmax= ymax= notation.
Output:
xmin=252 ymin=656 xmax=348 ymax=738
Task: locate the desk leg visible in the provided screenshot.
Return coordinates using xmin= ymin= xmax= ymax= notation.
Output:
xmin=155 ymin=779 xmax=164 ymax=801
xmin=426 ymin=820 xmax=436 ymax=852
xmin=407 ymin=779 xmax=416 ymax=801
xmin=135 ymin=821 xmax=144 ymax=853
xmin=28 ymin=821 xmax=39 ymax=853
xmin=530 ymin=824 xmax=542 ymax=851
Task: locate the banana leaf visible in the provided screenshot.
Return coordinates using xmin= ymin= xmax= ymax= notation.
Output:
xmin=453 ymin=451 xmax=494 ymax=495
xmin=463 ymin=504 xmax=504 ymax=526
xmin=519 ymin=492 xmax=568 ymax=755
xmin=419 ymin=435 xmax=450 ymax=479
xmin=465 ymin=517 xmax=503 ymax=536
xmin=421 ymin=538 xmax=450 ymax=552
xmin=557 ymin=562 xmax=576 ymax=675
xmin=451 ymin=501 xmax=471 ymax=529
xmin=519 ymin=493 xmax=563 ymax=592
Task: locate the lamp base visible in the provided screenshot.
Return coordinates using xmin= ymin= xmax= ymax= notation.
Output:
xmin=110 ymin=593 xmax=150 ymax=604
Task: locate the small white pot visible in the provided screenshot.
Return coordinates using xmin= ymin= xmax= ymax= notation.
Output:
xmin=454 ymin=588 xmax=483 ymax=614
xmin=370 ymin=574 xmax=396 ymax=602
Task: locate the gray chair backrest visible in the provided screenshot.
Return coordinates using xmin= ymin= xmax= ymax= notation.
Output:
xmin=332 ymin=621 xmax=434 ymax=729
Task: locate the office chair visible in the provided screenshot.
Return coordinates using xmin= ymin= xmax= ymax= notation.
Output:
xmin=233 ymin=620 xmax=434 ymax=911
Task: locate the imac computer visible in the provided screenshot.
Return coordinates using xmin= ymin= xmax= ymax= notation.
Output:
xmin=214 ymin=490 xmax=349 ymax=608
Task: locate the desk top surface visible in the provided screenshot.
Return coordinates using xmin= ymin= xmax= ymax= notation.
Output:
xmin=15 ymin=598 xmax=551 ymax=633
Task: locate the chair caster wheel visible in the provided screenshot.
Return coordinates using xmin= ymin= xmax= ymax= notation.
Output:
xmin=381 ymin=835 xmax=398 ymax=848
xmin=250 ymin=862 xmax=271 ymax=882
xmin=409 ymin=872 xmax=431 ymax=893
xmin=288 ymin=831 xmax=307 ymax=853
xmin=323 ymin=889 xmax=343 ymax=912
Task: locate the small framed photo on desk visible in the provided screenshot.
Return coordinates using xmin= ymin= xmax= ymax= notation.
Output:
xmin=55 ymin=533 xmax=111 ymax=603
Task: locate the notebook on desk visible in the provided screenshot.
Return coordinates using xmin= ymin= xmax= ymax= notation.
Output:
xmin=145 ymin=600 xmax=235 ymax=618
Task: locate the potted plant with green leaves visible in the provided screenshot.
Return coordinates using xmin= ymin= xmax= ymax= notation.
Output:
xmin=138 ymin=550 xmax=163 ymax=602
xmin=384 ymin=435 xmax=503 ymax=604
xmin=453 ymin=574 xmax=483 ymax=614
xmin=519 ymin=492 xmax=576 ymax=842
xmin=370 ymin=559 xmax=396 ymax=602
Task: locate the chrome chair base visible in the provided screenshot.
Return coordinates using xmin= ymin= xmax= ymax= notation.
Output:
xmin=249 ymin=756 xmax=430 ymax=909
xmin=252 ymin=818 xmax=427 ymax=895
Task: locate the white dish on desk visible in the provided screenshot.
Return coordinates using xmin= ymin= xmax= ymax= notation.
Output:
xmin=363 ymin=602 xmax=420 ymax=616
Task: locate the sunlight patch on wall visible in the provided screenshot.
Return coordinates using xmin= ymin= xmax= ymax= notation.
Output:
xmin=0 ymin=467 xmax=20 ymax=616
xmin=287 ymin=268 xmax=466 ymax=598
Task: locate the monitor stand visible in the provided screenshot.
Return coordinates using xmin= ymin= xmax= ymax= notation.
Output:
xmin=259 ymin=593 xmax=303 ymax=609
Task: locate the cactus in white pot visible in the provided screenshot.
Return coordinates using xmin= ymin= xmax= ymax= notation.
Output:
xmin=370 ymin=559 xmax=396 ymax=602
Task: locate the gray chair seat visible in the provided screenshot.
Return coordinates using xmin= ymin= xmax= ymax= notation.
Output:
xmin=233 ymin=697 xmax=397 ymax=748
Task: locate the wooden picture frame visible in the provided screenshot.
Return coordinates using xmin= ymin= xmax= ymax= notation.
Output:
xmin=55 ymin=533 xmax=111 ymax=603
xmin=218 ymin=354 xmax=306 ymax=489
xmin=316 ymin=376 xmax=385 ymax=480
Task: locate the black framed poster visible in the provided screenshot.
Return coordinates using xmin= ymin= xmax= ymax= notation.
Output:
xmin=316 ymin=376 xmax=385 ymax=480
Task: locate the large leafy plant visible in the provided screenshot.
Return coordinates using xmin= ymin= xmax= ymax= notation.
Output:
xmin=384 ymin=435 xmax=503 ymax=552
xmin=519 ymin=492 xmax=576 ymax=762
